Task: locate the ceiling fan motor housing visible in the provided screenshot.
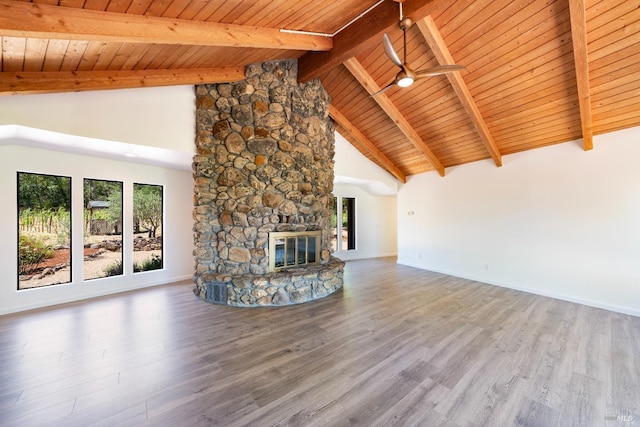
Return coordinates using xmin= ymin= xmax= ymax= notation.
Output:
xmin=399 ymin=17 xmax=413 ymax=30
xmin=396 ymin=66 xmax=415 ymax=87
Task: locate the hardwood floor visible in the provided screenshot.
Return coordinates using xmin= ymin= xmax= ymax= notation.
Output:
xmin=0 ymin=258 xmax=638 ymax=426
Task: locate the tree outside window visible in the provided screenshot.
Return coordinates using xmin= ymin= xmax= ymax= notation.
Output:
xmin=17 ymin=172 xmax=71 ymax=289
xmin=133 ymin=183 xmax=163 ymax=272
xmin=83 ymin=179 xmax=123 ymax=280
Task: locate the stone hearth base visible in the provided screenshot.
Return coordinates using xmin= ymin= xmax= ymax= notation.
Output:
xmin=193 ymin=257 xmax=344 ymax=307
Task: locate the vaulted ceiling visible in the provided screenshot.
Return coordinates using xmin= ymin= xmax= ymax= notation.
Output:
xmin=1 ymin=0 xmax=638 ymax=180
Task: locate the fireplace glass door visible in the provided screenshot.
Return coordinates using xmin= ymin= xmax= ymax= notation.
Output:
xmin=269 ymin=231 xmax=320 ymax=271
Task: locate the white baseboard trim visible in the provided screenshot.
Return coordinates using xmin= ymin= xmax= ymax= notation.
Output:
xmin=397 ymin=261 xmax=640 ymax=318
xmin=0 ymin=274 xmax=193 ymax=316
xmin=338 ymin=252 xmax=397 ymax=261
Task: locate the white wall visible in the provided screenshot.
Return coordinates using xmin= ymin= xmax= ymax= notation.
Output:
xmin=0 ymin=145 xmax=193 ymax=315
xmin=398 ymin=126 xmax=640 ymax=316
xmin=333 ymin=132 xmax=398 ymax=260
xmin=0 ymin=86 xmax=196 ymax=153
xmin=0 ymin=86 xmax=196 ymax=314
xmin=334 ymin=132 xmax=398 ymax=196
xmin=333 ymin=184 xmax=397 ymax=260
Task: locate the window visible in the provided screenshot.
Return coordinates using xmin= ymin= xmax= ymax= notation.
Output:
xmin=17 ymin=172 xmax=71 ymax=289
xmin=331 ymin=197 xmax=338 ymax=252
xmin=331 ymin=196 xmax=356 ymax=252
xmin=84 ymin=179 xmax=123 ymax=280
xmin=16 ymin=175 xmax=166 ymax=287
xmin=133 ymin=183 xmax=163 ymax=272
xmin=342 ymin=197 xmax=356 ymax=250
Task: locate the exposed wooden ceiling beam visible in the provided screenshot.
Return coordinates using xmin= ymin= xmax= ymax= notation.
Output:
xmin=343 ymin=57 xmax=445 ymax=177
xmin=298 ymin=0 xmax=441 ymax=81
xmin=416 ymin=16 xmax=502 ymax=167
xmin=0 ymin=0 xmax=331 ymax=51
xmin=568 ymin=0 xmax=594 ymax=151
xmin=0 ymin=68 xmax=246 ymax=95
xmin=329 ymin=104 xmax=407 ymax=183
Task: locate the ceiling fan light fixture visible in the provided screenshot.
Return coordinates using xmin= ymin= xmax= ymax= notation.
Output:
xmin=397 ymin=75 xmax=414 ymax=87
xmin=395 ymin=67 xmax=415 ymax=87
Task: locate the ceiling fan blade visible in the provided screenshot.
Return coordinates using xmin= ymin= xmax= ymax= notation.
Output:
xmin=382 ymin=33 xmax=403 ymax=68
xmin=371 ymin=82 xmax=396 ymax=97
xmin=414 ymin=65 xmax=466 ymax=78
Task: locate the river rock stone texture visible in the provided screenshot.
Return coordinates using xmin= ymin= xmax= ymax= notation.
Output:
xmin=195 ymin=257 xmax=344 ymax=307
xmin=192 ymin=59 xmax=344 ymax=306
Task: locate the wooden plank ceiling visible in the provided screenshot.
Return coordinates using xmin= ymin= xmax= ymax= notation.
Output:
xmin=1 ymin=0 xmax=639 ymax=179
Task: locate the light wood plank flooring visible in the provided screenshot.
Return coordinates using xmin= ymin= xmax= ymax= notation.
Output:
xmin=0 ymin=258 xmax=638 ymax=426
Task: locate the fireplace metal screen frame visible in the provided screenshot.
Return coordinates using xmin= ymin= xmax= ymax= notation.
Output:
xmin=268 ymin=230 xmax=321 ymax=272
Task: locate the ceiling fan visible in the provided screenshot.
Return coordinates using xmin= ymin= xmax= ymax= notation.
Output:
xmin=374 ymin=2 xmax=465 ymax=96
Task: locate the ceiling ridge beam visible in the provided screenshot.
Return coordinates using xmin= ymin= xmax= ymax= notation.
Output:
xmin=343 ymin=57 xmax=445 ymax=177
xmin=329 ymin=104 xmax=407 ymax=183
xmin=298 ymin=0 xmax=442 ymax=81
xmin=417 ymin=16 xmax=502 ymax=167
xmin=0 ymin=68 xmax=246 ymax=95
xmin=0 ymin=0 xmax=332 ymax=51
xmin=568 ymin=0 xmax=594 ymax=151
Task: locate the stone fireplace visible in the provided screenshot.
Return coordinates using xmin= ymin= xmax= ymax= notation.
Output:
xmin=192 ymin=59 xmax=344 ymax=307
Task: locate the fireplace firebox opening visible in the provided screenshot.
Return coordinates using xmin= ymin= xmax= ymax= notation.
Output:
xmin=269 ymin=231 xmax=321 ymax=272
